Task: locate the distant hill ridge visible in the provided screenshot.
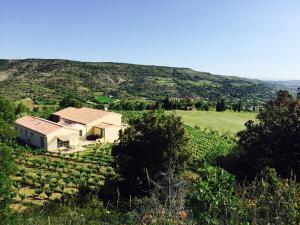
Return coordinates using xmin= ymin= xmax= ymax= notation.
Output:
xmin=0 ymin=58 xmax=280 ymax=104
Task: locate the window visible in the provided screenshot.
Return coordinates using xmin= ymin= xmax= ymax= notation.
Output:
xmin=79 ymin=130 xmax=83 ymax=137
xmin=25 ymin=130 xmax=28 ymax=137
xmin=31 ymin=132 xmax=33 ymax=138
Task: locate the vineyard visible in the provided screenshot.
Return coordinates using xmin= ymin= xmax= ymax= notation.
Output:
xmin=9 ymin=113 xmax=235 ymax=213
xmin=11 ymin=144 xmax=115 ymax=212
xmin=186 ymin=126 xmax=235 ymax=164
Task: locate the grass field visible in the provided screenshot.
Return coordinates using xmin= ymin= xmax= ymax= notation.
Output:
xmin=167 ymin=110 xmax=257 ymax=134
xmin=95 ymin=95 xmax=114 ymax=104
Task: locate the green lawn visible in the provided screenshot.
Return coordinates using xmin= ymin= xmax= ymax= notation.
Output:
xmin=95 ymin=95 xmax=114 ymax=104
xmin=167 ymin=110 xmax=257 ymax=134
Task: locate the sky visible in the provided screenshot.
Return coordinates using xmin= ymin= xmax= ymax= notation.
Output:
xmin=0 ymin=0 xmax=299 ymax=80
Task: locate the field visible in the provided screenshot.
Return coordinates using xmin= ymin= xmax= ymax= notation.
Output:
xmin=167 ymin=110 xmax=257 ymax=134
xmin=11 ymin=144 xmax=115 ymax=212
xmin=95 ymin=95 xmax=114 ymax=104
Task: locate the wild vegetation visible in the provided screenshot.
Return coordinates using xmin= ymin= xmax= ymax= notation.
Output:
xmin=1 ymin=80 xmax=300 ymax=224
xmin=0 ymin=59 xmax=278 ymax=106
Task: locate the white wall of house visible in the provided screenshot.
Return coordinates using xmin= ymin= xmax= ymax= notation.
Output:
xmin=86 ymin=113 xmax=122 ymax=142
xmin=47 ymin=127 xmax=80 ymax=151
xmin=103 ymin=125 xmax=121 ymax=143
xmin=15 ymin=124 xmax=47 ymax=149
xmin=59 ymin=120 xmax=87 ymax=139
xmin=16 ymin=124 xmax=80 ymax=151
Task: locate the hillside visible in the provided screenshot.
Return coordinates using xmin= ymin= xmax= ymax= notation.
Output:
xmin=0 ymin=59 xmax=277 ymax=104
xmin=268 ymin=80 xmax=300 ymax=96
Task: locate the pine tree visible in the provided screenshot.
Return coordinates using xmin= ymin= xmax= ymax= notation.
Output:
xmin=237 ymin=101 xmax=242 ymax=112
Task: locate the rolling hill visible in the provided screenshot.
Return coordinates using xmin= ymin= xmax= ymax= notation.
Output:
xmin=0 ymin=59 xmax=278 ymax=104
xmin=268 ymin=80 xmax=300 ymax=96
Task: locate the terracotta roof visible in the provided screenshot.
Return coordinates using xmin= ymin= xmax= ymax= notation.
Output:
xmin=53 ymin=107 xmax=112 ymax=124
xmin=16 ymin=116 xmax=62 ymax=135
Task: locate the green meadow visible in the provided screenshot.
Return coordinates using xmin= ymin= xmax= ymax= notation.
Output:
xmin=94 ymin=95 xmax=114 ymax=104
xmin=167 ymin=110 xmax=257 ymax=134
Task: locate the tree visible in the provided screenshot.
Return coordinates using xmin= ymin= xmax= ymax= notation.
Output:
xmin=195 ymin=101 xmax=202 ymax=110
xmin=237 ymin=100 xmax=242 ymax=112
xmin=15 ymin=102 xmax=28 ymax=116
xmin=60 ymin=96 xmax=83 ymax=108
xmin=111 ymin=112 xmax=191 ymax=196
xmin=137 ymin=102 xmax=146 ymax=111
xmin=0 ymin=144 xmax=15 ymax=223
xmin=0 ymin=97 xmax=15 ymax=124
xmin=220 ymin=90 xmax=300 ymax=179
xmin=186 ymin=98 xmax=194 ymax=107
xmin=216 ymin=98 xmax=226 ymax=112
xmin=297 ymin=87 xmax=300 ymax=99
xmin=0 ymin=120 xmax=15 ymax=144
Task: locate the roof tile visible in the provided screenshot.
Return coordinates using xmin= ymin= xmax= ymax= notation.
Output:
xmin=53 ymin=107 xmax=111 ymax=124
xmin=16 ymin=116 xmax=62 ymax=135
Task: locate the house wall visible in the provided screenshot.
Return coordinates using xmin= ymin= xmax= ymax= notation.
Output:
xmin=103 ymin=125 xmax=121 ymax=143
xmin=67 ymin=122 xmax=87 ymax=139
xmin=86 ymin=113 xmax=122 ymax=137
xmin=46 ymin=127 xmax=80 ymax=151
xmin=15 ymin=124 xmax=47 ymax=150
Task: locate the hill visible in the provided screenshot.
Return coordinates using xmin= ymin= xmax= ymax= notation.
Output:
xmin=0 ymin=59 xmax=278 ymax=104
xmin=268 ymin=80 xmax=300 ymax=96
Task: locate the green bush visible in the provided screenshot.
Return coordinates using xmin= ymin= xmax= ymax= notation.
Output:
xmin=189 ymin=165 xmax=237 ymax=224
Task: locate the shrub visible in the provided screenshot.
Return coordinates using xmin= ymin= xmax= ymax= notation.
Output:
xmin=189 ymin=165 xmax=237 ymax=224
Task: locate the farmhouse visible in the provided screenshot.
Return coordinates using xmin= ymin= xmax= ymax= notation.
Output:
xmin=15 ymin=107 xmax=122 ymax=151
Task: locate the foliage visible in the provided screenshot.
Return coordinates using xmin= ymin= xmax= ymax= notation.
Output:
xmin=0 ymin=144 xmax=16 ymax=224
xmin=0 ymin=97 xmax=16 ymax=145
xmin=0 ymin=59 xmax=277 ymax=104
xmin=111 ymin=111 xmax=191 ymax=196
xmin=59 ymin=96 xmax=83 ymax=108
xmin=221 ymin=90 xmax=300 ymax=180
xmin=0 ymin=120 xmax=16 ymax=144
xmin=235 ymin=168 xmax=300 ymax=225
xmin=15 ymin=102 xmax=29 ymax=116
xmin=16 ymin=198 xmax=136 ymax=225
xmin=132 ymin=170 xmax=194 ymax=224
xmin=109 ymin=100 xmax=157 ymax=111
xmin=185 ymin=126 xmax=234 ymax=164
xmin=0 ymin=96 xmax=15 ymax=124
xmin=31 ymin=105 xmax=58 ymax=119
xmin=95 ymin=95 xmax=114 ymax=104
xmin=188 ymin=165 xmax=237 ymax=224
xmin=188 ymin=166 xmax=300 ymax=225
xmin=216 ymin=98 xmax=226 ymax=112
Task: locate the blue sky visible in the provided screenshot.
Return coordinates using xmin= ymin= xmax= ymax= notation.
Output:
xmin=0 ymin=0 xmax=299 ymax=80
